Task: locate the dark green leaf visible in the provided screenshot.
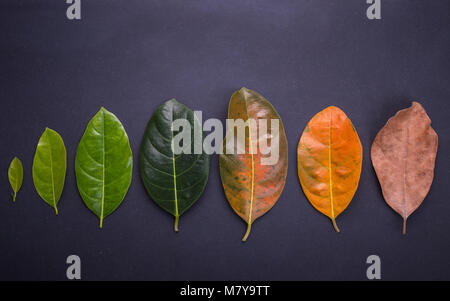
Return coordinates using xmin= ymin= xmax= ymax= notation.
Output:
xmin=32 ymin=128 xmax=67 ymax=214
xmin=8 ymin=157 xmax=23 ymax=202
xmin=139 ymin=99 xmax=210 ymax=231
xmin=75 ymin=107 xmax=133 ymax=228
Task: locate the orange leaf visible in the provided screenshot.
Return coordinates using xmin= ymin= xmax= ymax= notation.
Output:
xmin=297 ymin=106 xmax=362 ymax=232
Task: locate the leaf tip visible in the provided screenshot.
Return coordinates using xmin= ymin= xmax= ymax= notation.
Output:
xmin=239 ymin=87 xmax=251 ymax=97
xmin=165 ymin=98 xmax=178 ymax=105
xmin=411 ymin=101 xmax=422 ymax=107
xmin=44 ymin=127 xmax=56 ymax=134
xmin=324 ymin=105 xmax=345 ymax=116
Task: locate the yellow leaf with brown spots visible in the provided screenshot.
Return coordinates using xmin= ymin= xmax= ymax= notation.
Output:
xmin=297 ymin=106 xmax=362 ymax=232
xmin=220 ymin=88 xmax=288 ymax=242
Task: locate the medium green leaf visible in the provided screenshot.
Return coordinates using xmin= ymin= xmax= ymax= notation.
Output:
xmin=139 ymin=99 xmax=210 ymax=232
xmin=32 ymin=128 xmax=67 ymax=214
xmin=8 ymin=157 xmax=23 ymax=202
xmin=75 ymin=107 xmax=133 ymax=228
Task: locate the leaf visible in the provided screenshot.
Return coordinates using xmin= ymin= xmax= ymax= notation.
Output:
xmin=8 ymin=157 xmax=23 ymax=202
xmin=371 ymin=102 xmax=438 ymax=234
xmin=75 ymin=107 xmax=133 ymax=228
xmin=297 ymin=106 xmax=362 ymax=232
xmin=139 ymin=99 xmax=210 ymax=232
xmin=219 ymin=87 xmax=288 ymax=241
xmin=32 ymin=128 xmax=67 ymax=214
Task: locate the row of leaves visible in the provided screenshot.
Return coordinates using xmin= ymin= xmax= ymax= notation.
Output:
xmin=8 ymin=88 xmax=438 ymax=240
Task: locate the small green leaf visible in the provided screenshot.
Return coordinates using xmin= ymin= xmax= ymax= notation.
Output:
xmin=75 ymin=107 xmax=133 ymax=228
xmin=32 ymin=128 xmax=67 ymax=214
xmin=8 ymin=157 xmax=23 ymax=202
xmin=139 ymin=99 xmax=210 ymax=232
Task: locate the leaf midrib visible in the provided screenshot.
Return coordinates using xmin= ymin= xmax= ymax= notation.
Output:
xmin=328 ymin=111 xmax=335 ymax=220
xmin=13 ymin=161 xmax=20 ymax=192
xmin=171 ymin=106 xmax=179 ymax=230
xmin=100 ymin=110 xmax=106 ymax=228
xmin=48 ymin=140 xmax=58 ymax=215
xmin=244 ymin=98 xmax=255 ymax=227
xmin=402 ymin=123 xmax=410 ymax=219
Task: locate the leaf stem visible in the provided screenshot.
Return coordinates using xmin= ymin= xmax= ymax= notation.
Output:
xmin=99 ymin=217 xmax=103 ymax=229
xmin=332 ymin=218 xmax=340 ymax=233
xmin=174 ymin=215 xmax=179 ymax=232
xmin=54 ymin=206 xmax=58 ymax=216
xmin=13 ymin=192 xmax=16 ymax=202
xmin=242 ymin=223 xmax=252 ymax=242
xmin=402 ymin=218 xmax=407 ymax=235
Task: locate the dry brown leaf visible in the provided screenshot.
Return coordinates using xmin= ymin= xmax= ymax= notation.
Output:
xmin=371 ymin=102 xmax=438 ymax=234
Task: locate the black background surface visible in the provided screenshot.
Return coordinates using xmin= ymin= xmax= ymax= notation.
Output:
xmin=0 ymin=0 xmax=449 ymax=281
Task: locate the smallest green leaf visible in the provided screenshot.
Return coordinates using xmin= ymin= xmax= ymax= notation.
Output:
xmin=8 ymin=157 xmax=23 ymax=202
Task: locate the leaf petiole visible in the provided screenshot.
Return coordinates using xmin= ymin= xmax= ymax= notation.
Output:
xmin=242 ymin=222 xmax=252 ymax=242
xmin=174 ymin=215 xmax=179 ymax=232
xmin=332 ymin=218 xmax=340 ymax=233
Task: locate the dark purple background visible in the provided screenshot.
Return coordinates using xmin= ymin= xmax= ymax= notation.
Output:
xmin=1 ymin=0 xmax=449 ymax=281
